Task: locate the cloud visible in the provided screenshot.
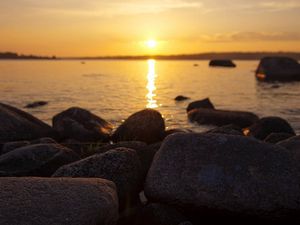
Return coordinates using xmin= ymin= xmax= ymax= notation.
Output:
xmin=259 ymin=1 xmax=300 ymax=11
xmin=200 ymin=31 xmax=300 ymax=42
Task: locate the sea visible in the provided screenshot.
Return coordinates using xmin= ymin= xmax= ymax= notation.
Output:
xmin=0 ymin=60 xmax=299 ymax=133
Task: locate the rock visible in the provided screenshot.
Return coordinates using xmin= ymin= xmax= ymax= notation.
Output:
xmin=264 ymin=132 xmax=295 ymax=144
xmin=53 ymin=148 xmax=143 ymax=211
xmin=278 ymin=135 xmax=300 ymax=151
xmin=186 ymin=98 xmax=215 ymax=112
xmin=244 ymin=117 xmax=295 ymax=140
xmin=112 ymin=109 xmax=165 ymax=144
xmin=209 ymin=59 xmax=236 ymax=67
xmin=188 ymin=108 xmax=258 ymax=128
xmin=31 ymin=137 xmax=57 ymax=144
xmin=255 ymin=57 xmax=300 ymax=81
xmin=1 ymin=141 xmax=30 ymax=155
xmin=164 ymin=129 xmax=189 ymax=138
xmin=0 ymin=102 xmax=57 ymax=142
xmin=0 ymin=177 xmax=118 ymax=225
xmin=175 ymin=95 xmax=190 ymax=101
xmin=95 ymin=141 xmax=147 ymax=154
xmin=0 ymin=143 xmax=80 ymax=176
xmin=53 ymin=107 xmax=113 ymax=142
xmin=25 ymin=101 xmax=48 ymax=108
xmin=145 ymin=133 xmax=300 ymax=220
xmin=206 ymin=124 xmax=243 ymax=136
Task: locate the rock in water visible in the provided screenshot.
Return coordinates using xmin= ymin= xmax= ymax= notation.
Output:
xmin=0 ymin=143 xmax=79 ymax=177
xmin=209 ymin=60 xmax=236 ymax=67
xmin=244 ymin=117 xmax=295 ymax=140
xmin=188 ymin=108 xmax=258 ymax=128
xmin=145 ymin=133 xmax=300 ymax=220
xmin=175 ymin=95 xmax=190 ymax=101
xmin=112 ymin=109 xmax=165 ymax=144
xmin=53 ymin=148 xmax=143 ymax=211
xmin=52 ymin=107 xmax=113 ymax=142
xmin=0 ymin=177 xmax=118 ymax=225
xmin=24 ymin=101 xmax=48 ymax=108
xmin=186 ymin=98 xmax=215 ymax=112
xmin=0 ymin=102 xmax=57 ymax=142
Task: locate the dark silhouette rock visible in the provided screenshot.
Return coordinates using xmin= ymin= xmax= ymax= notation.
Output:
xmin=112 ymin=109 xmax=165 ymax=144
xmin=52 ymin=107 xmax=113 ymax=142
xmin=278 ymin=135 xmax=300 ymax=152
xmin=53 ymin=148 xmax=143 ymax=211
xmin=0 ymin=143 xmax=79 ymax=177
xmin=164 ymin=129 xmax=189 ymax=138
xmin=0 ymin=102 xmax=57 ymax=142
xmin=188 ymin=108 xmax=258 ymax=128
xmin=209 ymin=59 xmax=236 ymax=67
xmin=25 ymin=101 xmax=48 ymax=108
xmin=264 ymin=132 xmax=295 ymax=144
xmin=175 ymin=95 xmax=190 ymax=101
xmin=0 ymin=177 xmax=118 ymax=225
xmin=145 ymin=133 xmax=300 ymax=220
xmin=206 ymin=124 xmax=243 ymax=136
xmin=256 ymin=57 xmax=300 ymax=81
xmin=244 ymin=117 xmax=295 ymax=140
xmin=186 ymin=98 xmax=215 ymax=112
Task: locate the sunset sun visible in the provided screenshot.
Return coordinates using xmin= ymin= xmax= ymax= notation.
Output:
xmin=146 ymin=39 xmax=157 ymax=49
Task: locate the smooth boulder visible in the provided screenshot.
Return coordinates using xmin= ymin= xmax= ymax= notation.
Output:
xmin=188 ymin=108 xmax=258 ymax=128
xmin=145 ymin=133 xmax=300 ymax=220
xmin=0 ymin=177 xmax=118 ymax=225
xmin=244 ymin=117 xmax=295 ymax=140
xmin=0 ymin=102 xmax=57 ymax=142
xmin=0 ymin=143 xmax=79 ymax=176
xmin=53 ymin=148 xmax=143 ymax=211
xmin=53 ymin=107 xmax=113 ymax=142
xmin=112 ymin=109 xmax=165 ymax=144
xmin=186 ymin=98 xmax=215 ymax=112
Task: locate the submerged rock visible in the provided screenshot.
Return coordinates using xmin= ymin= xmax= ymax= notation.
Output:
xmin=188 ymin=108 xmax=258 ymax=128
xmin=209 ymin=59 xmax=236 ymax=68
xmin=112 ymin=109 xmax=165 ymax=144
xmin=175 ymin=95 xmax=190 ymax=101
xmin=24 ymin=101 xmax=48 ymax=108
xmin=244 ymin=117 xmax=295 ymax=140
xmin=186 ymin=98 xmax=215 ymax=112
xmin=145 ymin=133 xmax=300 ymax=220
xmin=255 ymin=57 xmax=300 ymax=81
xmin=53 ymin=148 xmax=143 ymax=211
xmin=0 ymin=102 xmax=57 ymax=142
xmin=0 ymin=177 xmax=118 ymax=225
xmin=52 ymin=107 xmax=113 ymax=142
xmin=0 ymin=143 xmax=79 ymax=177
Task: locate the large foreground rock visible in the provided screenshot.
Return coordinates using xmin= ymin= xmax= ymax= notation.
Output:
xmin=244 ymin=117 xmax=296 ymax=140
xmin=188 ymin=108 xmax=258 ymax=128
xmin=112 ymin=109 xmax=165 ymax=144
xmin=53 ymin=148 xmax=143 ymax=210
xmin=53 ymin=107 xmax=113 ymax=142
xmin=145 ymin=133 xmax=300 ymax=220
xmin=0 ymin=102 xmax=57 ymax=142
xmin=0 ymin=177 xmax=118 ymax=225
xmin=0 ymin=143 xmax=79 ymax=176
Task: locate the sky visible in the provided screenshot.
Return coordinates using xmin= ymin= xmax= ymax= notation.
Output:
xmin=1 ymin=0 xmax=300 ymax=56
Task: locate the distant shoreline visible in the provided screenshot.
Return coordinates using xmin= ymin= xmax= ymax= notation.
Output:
xmin=1 ymin=52 xmax=300 ymax=60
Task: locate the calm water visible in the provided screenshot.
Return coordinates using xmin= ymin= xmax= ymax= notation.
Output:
xmin=0 ymin=60 xmax=299 ymax=133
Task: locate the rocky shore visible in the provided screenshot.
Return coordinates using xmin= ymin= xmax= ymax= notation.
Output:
xmin=0 ymin=100 xmax=300 ymax=225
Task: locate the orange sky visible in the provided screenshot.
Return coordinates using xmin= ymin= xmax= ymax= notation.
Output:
xmin=1 ymin=0 xmax=300 ymax=56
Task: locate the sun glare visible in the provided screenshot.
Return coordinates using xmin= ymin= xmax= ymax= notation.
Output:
xmin=146 ymin=39 xmax=157 ymax=49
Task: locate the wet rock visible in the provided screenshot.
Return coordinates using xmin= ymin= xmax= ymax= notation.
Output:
xmin=145 ymin=133 xmax=300 ymax=220
xmin=0 ymin=102 xmax=57 ymax=142
xmin=112 ymin=109 xmax=165 ymax=144
xmin=1 ymin=141 xmax=30 ymax=155
xmin=244 ymin=117 xmax=295 ymax=140
xmin=175 ymin=95 xmax=190 ymax=101
xmin=209 ymin=60 xmax=236 ymax=67
xmin=164 ymin=129 xmax=189 ymax=138
xmin=0 ymin=143 xmax=79 ymax=177
xmin=53 ymin=148 xmax=143 ymax=211
xmin=52 ymin=107 xmax=113 ymax=142
xmin=264 ymin=132 xmax=295 ymax=144
xmin=186 ymin=98 xmax=215 ymax=112
xmin=24 ymin=101 xmax=48 ymax=108
xmin=206 ymin=124 xmax=243 ymax=136
xmin=278 ymin=135 xmax=300 ymax=151
xmin=188 ymin=108 xmax=258 ymax=128
xmin=0 ymin=177 xmax=118 ymax=225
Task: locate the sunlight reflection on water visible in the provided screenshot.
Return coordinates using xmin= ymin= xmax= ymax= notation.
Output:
xmin=146 ymin=59 xmax=158 ymax=108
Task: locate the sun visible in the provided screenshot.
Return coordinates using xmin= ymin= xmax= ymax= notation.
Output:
xmin=146 ymin=39 xmax=157 ymax=48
